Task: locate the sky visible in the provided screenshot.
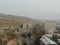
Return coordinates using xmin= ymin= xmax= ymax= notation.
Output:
xmin=0 ymin=0 xmax=60 ymax=20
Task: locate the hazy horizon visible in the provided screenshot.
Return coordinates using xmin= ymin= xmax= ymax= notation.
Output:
xmin=0 ymin=0 xmax=60 ymax=20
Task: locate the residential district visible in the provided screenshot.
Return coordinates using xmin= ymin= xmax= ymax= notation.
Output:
xmin=0 ymin=21 xmax=60 ymax=45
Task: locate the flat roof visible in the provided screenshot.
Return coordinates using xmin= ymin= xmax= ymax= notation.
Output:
xmin=40 ymin=35 xmax=57 ymax=44
xmin=40 ymin=38 xmax=49 ymax=44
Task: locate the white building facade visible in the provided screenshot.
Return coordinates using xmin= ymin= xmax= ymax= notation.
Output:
xmin=44 ymin=21 xmax=56 ymax=31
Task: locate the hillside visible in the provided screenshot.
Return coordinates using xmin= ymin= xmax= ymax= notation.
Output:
xmin=0 ymin=13 xmax=44 ymax=27
xmin=0 ymin=14 xmax=32 ymax=27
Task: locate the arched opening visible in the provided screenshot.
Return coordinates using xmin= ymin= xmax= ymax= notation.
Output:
xmin=20 ymin=24 xmax=23 ymax=28
xmin=26 ymin=25 xmax=28 ymax=28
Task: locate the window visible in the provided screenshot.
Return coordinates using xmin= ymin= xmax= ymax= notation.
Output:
xmin=17 ymin=30 xmax=19 ymax=32
xmin=20 ymin=24 xmax=23 ymax=28
xmin=26 ymin=25 xmax=28 ymax=28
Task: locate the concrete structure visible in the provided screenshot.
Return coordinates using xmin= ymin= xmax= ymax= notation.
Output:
xmin=15 ymin=22 xmax=35 ymax=34
xmin=44 ymin=21 xmax=56 ymax=31
xmin=40 ymin=35 xmax=57 ymax=45
xmin=56 ymin=25 xmax=60 ymax=34
xmin=45 ymin=30 xmax=54 ymax=38
xmin=19 ymin=22 xmax=35 ymax=29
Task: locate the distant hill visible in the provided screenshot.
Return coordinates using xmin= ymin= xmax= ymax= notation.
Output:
xmin=0 ymin=14 xmax=32 ymax=27
xmin=0 ymin=14 xmax=44 ymax=27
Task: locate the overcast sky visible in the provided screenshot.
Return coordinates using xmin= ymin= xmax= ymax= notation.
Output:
xmin=0 ymin=0 xmax=60 ymax=20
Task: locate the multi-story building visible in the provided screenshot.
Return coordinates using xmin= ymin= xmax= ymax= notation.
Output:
xmin=44 ymin=21 xmax=56 ymax=31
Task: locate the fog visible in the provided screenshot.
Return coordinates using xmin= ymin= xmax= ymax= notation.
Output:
xmin=0 ymin=0 xmax=60 ymax=20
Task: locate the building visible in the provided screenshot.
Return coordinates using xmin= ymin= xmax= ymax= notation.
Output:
xmin=19 ymin=22 xmax=35 ymax=33
xmin=40 ymin=35 xmax=57 ymax=45
xmin=15 ymin=22 xmax=35 ymax=35
xmin=45 ymin=30 xmax=54 ymax=38
xmin=44 ymin=21 xmax=56 ymax=31
xmin=56 ymin=24 xmax=60 ymax=34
